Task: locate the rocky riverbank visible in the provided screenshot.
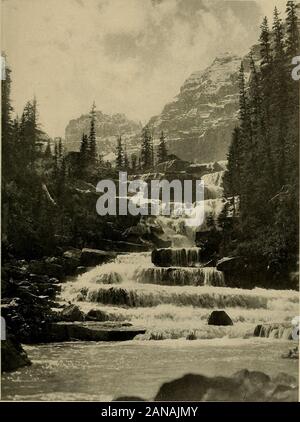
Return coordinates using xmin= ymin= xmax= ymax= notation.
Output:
xmin=1 ymin=247 xmax=129 ymax=372
xmin=114 ymin=368 xmax=298 ymax=401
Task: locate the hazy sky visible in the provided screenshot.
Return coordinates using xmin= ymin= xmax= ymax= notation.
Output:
xmin=2 ymin=0 xmax=288 ymax=137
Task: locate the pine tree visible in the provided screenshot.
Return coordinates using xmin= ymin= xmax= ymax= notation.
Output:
xmin=259 ymin=17 xmax=272 ymax=67
xmin=157 ymin=131 xmax=168 ymax=163
xmin=80 ymin=133 xmax=88 ymax=158
xmin=237 ymin=61 xmax=253 ymax=218
xmin=271 ymin=7 xmax=288 ymax=187
xmin=123 ymin=140 xmax=130 ymax=170
xmin=285 ymin=1 xmax=300 ymax=188
xmin=88 ymin=101 xmax=97 ymax=164
xmin=1 ymin=57 xmax=14 ymax=179
xmin=116 ymin=135 xmax=124 ymax=169
xmin=150 ymin=129 xmax=154 ymax=167
xmin=140 ymin=125 xmax=152 ymax=170
xmin=223 ymin=127 xmax=241 ymax=199
xmin=19 ymin=98 xmax=40 ymax=168
xmin=285 ymin=0 xmax=299 ymax=57
xmin=79 ymin=133 xmax=89 ymax=177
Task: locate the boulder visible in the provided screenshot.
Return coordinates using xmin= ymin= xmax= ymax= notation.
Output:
xmin=208 ymin=310 xmax=233 ymax=326
xmin=1 ymin=335 xmax=31 ymax=372
xmin=154 ymin=369 xmax=298 ymax=402
xmin=281 ymin=346 xmax=299 ymax=359
xmin=85 ymin=309 xmax=109 ymax=322
xmin=81 ymin=248 xmax=117 ymax=266
xmin=155 ymin=373 xmax=240 ymax=401
xmin=60 ymin=304 xmax=85 ymax=322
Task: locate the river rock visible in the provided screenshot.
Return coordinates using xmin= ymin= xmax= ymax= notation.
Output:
xmin=154 ymin=369 xmax=298 ymax=402
xmin=155 ymin=373 xmax=240 ymax=401
xmin=60 ymin=304 xmax=85 ymax=322
xmin=1 ymin=335 xmax=31 ymax=372
xmin=208 ymin=310 xmax=233 ymax=326
xmin=81 ymin=248 xmax=117 ymax=266
xmin=85 ymin=309 xmax=109 ymax=321
xmin=281 ymin=346 xmax=299 ymax=359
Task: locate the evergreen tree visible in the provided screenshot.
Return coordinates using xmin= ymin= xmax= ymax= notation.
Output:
xmin=123 ymin=140 xmax=130 ymax=170
xmin=79 ymin=133 xmax=89 ymax=177
xmin=116 ymin=135 xmax=124 ymax=169
xmin=19 ymin=100 xmax=39 ymax=167
xmin=259 ymin=17 xmax=272 ymax=67
xmin=223 ymin=127 xmax=242 ymax=199
xmin=1 ymin=57 xmax=14 ymax=179
xmin=88 ymin=101 xmax=97 ymax=164
xmin=140 ymin=125 xmax=152 ymax=170
xmin=157 ymin=131 xmax=168 ymax=163
xmin=285 ymin=0 xmax=299 ymax=57
xmin=271 ymin=7 xmax=288 ymax=187
xmin=80 ymin=133 xmax=89 ymax=159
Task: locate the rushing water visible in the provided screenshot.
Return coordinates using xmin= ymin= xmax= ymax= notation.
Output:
xmin=2 ymin=169 xmax=298 ymax=401
xmin=1 ymin=339 xmax=298 ymax=401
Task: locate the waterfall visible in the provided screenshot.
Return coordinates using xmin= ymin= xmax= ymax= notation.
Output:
xmin=152 ymin=248 xmax=203 ymax=267
xmin=60 ymin=162 xmax=298 ymax=341
xmin=135 ymin=267 xmax=225 ymax=286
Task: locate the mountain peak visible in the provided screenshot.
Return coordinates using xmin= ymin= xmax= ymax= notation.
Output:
xmin=149 ymin=53 xmax=243 ymax=163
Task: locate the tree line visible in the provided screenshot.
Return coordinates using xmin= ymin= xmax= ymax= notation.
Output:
xmin=79 ymin=122 xmax=169 ymax=174
xmin=221 ymin=1 xmax=299 ymax=276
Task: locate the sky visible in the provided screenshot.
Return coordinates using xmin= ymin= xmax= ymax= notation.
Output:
xmin=1 ymin=0 xmax=288 ymax=137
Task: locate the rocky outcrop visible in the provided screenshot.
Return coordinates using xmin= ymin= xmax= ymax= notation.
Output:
xmin=65 ymin=111 xmax=141 ymax=160
xmin=216 ymin=256 xmax=297 ymax=290
xmin=60 ymin=304 xmax=85 ymax=322
xmin=1 ymin=335 xmax=31 ymax=372
xmin=149 ymin=53 xmax=255 ymax=163
xmin=154 ymin=369 xmax=298 ymax=402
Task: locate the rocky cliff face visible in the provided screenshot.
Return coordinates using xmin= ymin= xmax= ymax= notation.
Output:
xmin=149 ymin=52 xmax=250 ymax=163
xmin=65 ymin=111 xmax=141 ymax=161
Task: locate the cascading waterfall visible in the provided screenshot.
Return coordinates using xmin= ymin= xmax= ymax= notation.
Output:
xmin=60 ymin=165 xmax=298 ymax=340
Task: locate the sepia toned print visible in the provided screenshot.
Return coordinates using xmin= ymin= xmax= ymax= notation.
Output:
xmin=1 ymin=0 xmax=299 ymax=402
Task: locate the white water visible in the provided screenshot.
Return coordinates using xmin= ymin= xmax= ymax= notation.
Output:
xmin=60 ymin=252 xmax=298 ymax=340
xmin=60 ymin=167 xmax=298 ymax=341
